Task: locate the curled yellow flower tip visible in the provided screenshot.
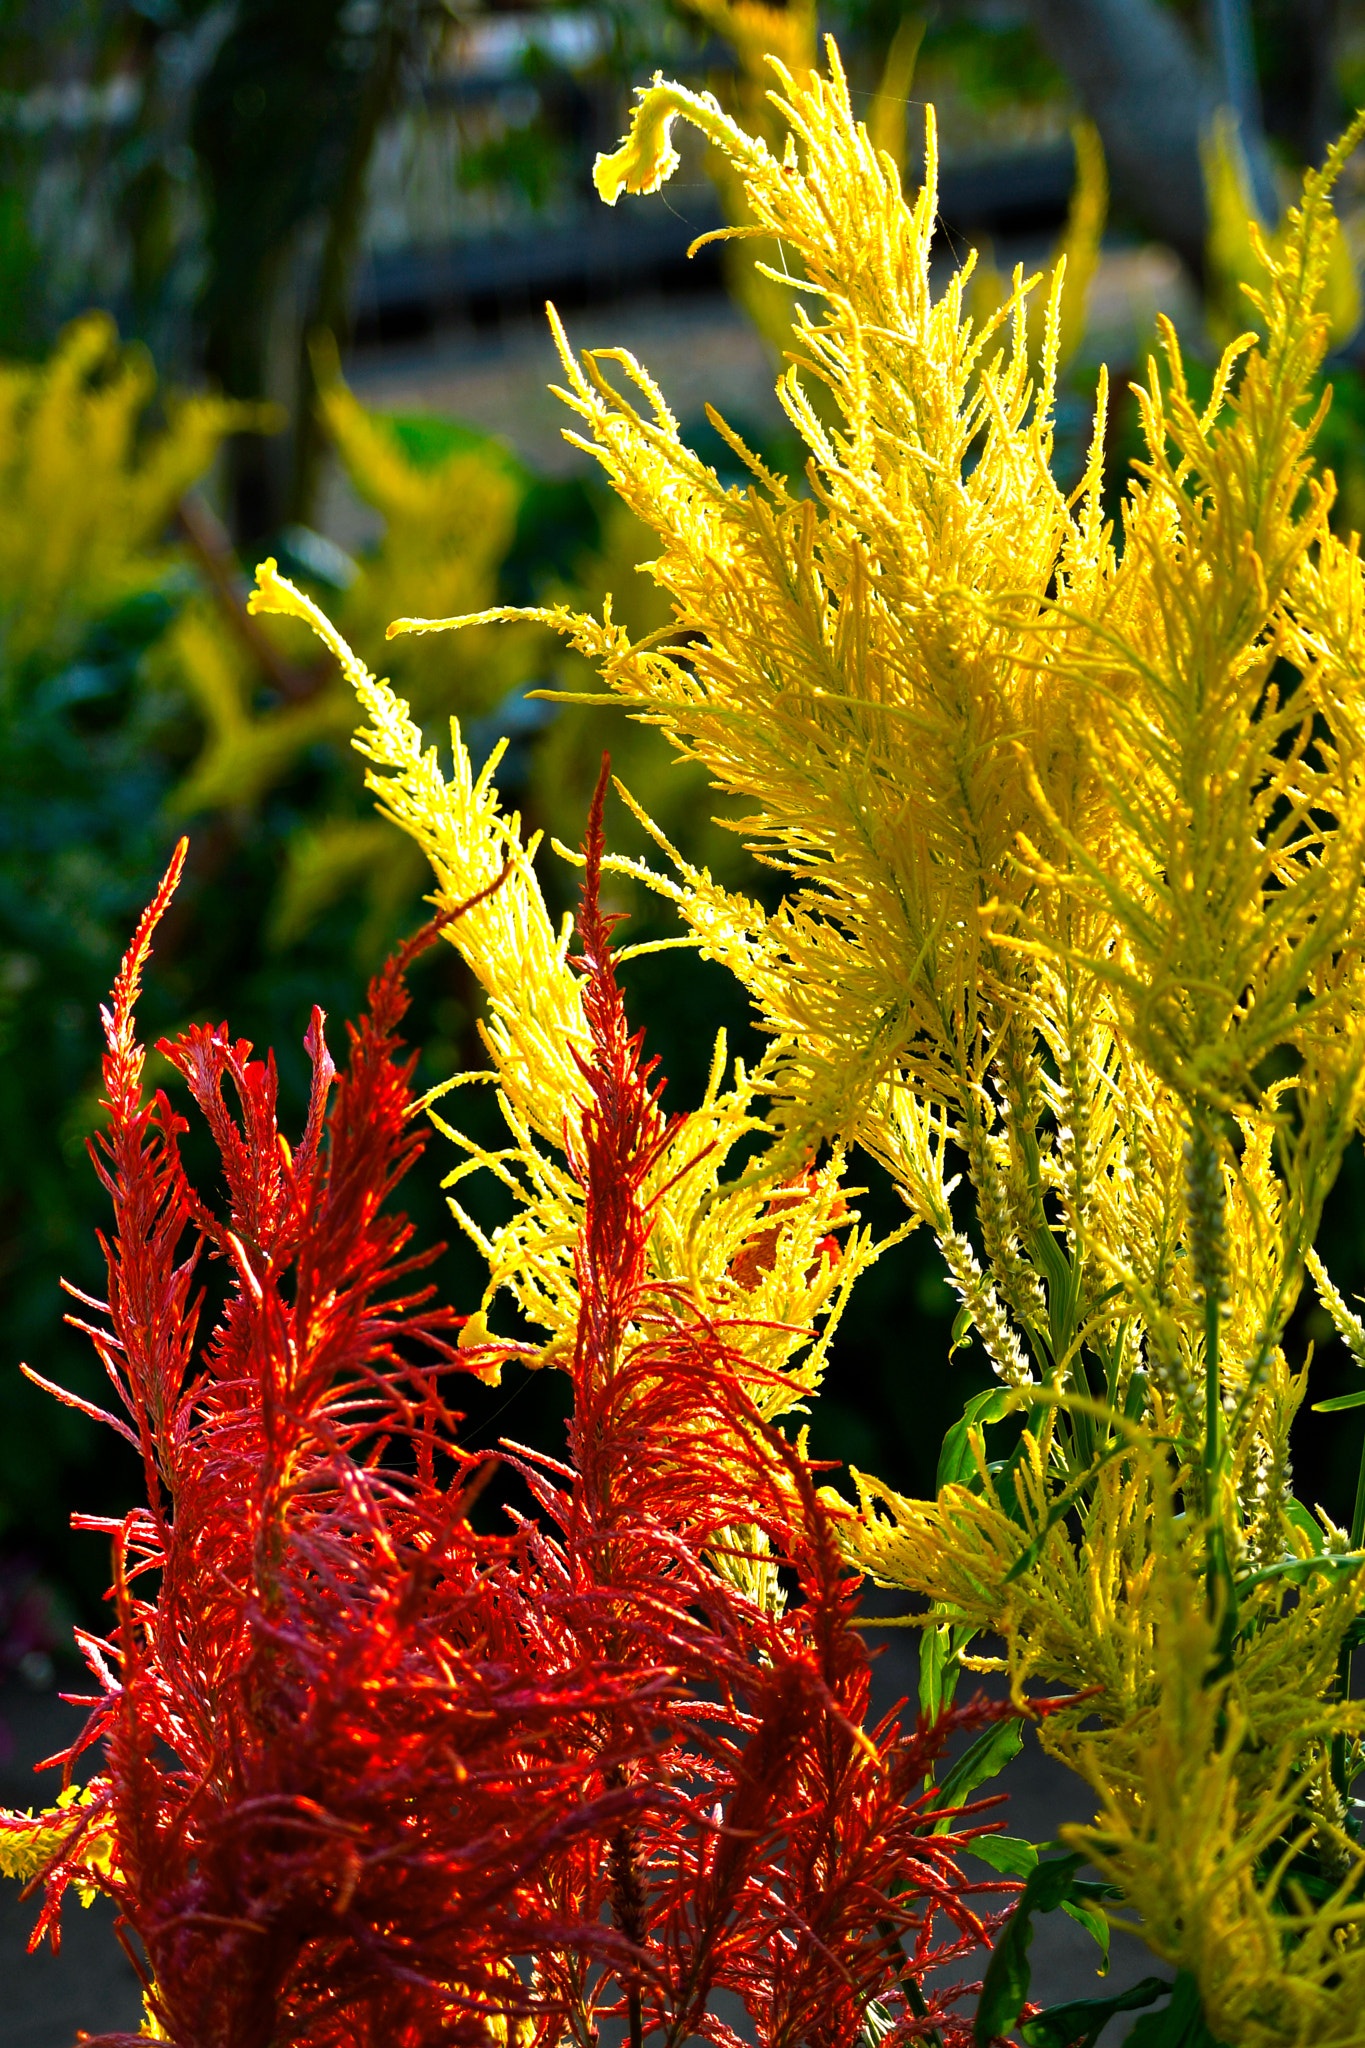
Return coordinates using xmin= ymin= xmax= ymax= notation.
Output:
xmin=248 ymin=556 xmax=377 ymax=696
xmin=247 ymin=555 xmax=314 ymax=626
xmin=593 ymin=79 xmax=748 ymax=203
xmin=593 ymin=77 xmax=682 ymax=202
xmin=457 ymin=1309 xmax=504 ymax=1387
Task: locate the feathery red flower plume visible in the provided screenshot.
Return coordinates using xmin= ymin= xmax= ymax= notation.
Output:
xmin=5 ymin=802 xmax=1031 ymax=2048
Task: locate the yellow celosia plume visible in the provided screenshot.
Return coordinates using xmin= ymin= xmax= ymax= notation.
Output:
xmin=243 ymin=39 xmax=1365 ymax=2036
xmin=0 ymin=311 xmax=263 ymax=668
xmin=249 ymin=556 xmax=881 ymax=1415
xmin=1204 ymin=108 xmax=1362 ymax=352
xmin=347 ymin=42 xmax=1365 ymax=2036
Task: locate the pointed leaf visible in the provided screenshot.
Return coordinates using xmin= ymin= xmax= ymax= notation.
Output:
xmin=1311 ymin=1387 xmax=1365 ymax=1413
xmin=974 ymin=1854 xmax=1084 ymax=2044
xmin=1019 ymin=1976 xmax=1170 ymax=2048
xmin=973 ymin=1855 xmax=1123 ymax=2043
xmin=1061 ymin=1896 xmax=1110 ymax=1968
xmin=964 ymin=1833 xmax=1038 ymax=1877
xmin=929 ymin=1719 xmax=1023 ymax=1832
xmin=937 ymin=1386 xmax=1014 ymax=1492
xmin=918 ymin=1620 xmax=949 ymax=1722
xmin=1124 ymin=1972 xmax=1230 ymax=2046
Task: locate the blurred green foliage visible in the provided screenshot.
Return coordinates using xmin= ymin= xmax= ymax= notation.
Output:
xmin=0 ymin=312 xmax=553 ymax=1614
xmin=0 ymin=297 xmax=813 ymax=1632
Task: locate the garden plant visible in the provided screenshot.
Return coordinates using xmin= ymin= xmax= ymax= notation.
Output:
xmin=6 ymin=35 xmax=1365 ymax=2048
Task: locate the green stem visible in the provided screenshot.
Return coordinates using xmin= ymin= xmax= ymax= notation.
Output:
xmin=875 ymin=1918 xmax=944 ymax=2048
xmin=1204 ymin=1266 xmax=1223 ymax=1489
xmin=1189 ymin=1122 xmax=1226 ymax=1494
xmin=1331 ymin=1439 xmax=1365 ymax=1801
xmin=1185 ymin=1118 xmax=1226 ymax=1489
xmin=1187 ymin=1117 xmax=1237 ymax=1658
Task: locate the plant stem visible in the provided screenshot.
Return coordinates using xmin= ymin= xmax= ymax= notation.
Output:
xmin=1187 ymin=1117 xmax=1237 ymax=1662
xmin=1331 ymin=1444 xmax=1365 ymax=1801
xmin=875 ymin=1917 xmax=944 ymax=2048
xmin=1187 ymin=1118 xmax=1226 ymax=1491
xmin=610 ymin=1817 xmax=646 ymax=2048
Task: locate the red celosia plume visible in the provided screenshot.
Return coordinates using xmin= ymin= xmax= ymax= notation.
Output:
xmin=7 ymin=796 xmax=1031 ymax=2048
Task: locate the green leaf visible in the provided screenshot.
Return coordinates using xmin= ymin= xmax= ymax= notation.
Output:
xmin=1283 ymin=1498 xmax=1322 ymax=1547
xmin=1027 ymin=1218 xmax=1073 ymax=1300
xmin=1061 ymin=1896 xmax=1110 ymax=1968
xmin=964 ymin=1833 xmax=1038 ymax=1876
xmin=929 ymin=1719 xmax=1023 ymax=1833
xmin=937 ymin=1386 xmax=1014 ymax=1492
xmin=973 ymin=1855 xmax=1124 ymax=2044
xmin=1018 ymin=1976 xmax=1170 ymax=2048
xmin=1027 ymin=1221 xmax=1078 ymax=1360
xmin=1235 ymin=1549 xmax=1364 ymax=1594
xmin=920 ymin=1619 xmax=977 ymax=1725
xmin=1311 ymin=1387 xmax=1365 ymax=1413
xmin=1123 ymin=1367 xmax=1150 ymax=1423
xmin=974 ymin=1854 xmax=1084 ymax=2042
xmin=1123 ymin=1971 xmax=1230 ymax=2045
xmin=918 ymin=1620 xmax=947 ymax=1723
xmin=948 ymin=1304 xmax=976 ymax=1363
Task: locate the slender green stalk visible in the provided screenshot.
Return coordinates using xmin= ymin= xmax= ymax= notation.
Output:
xmin=1186 ymin=1118 xmax=1227 ymax=1492
xmin=1186 ymin=1118 xmax=1238 ymax=1665
xmin=875 ymin=1919 xmax=944 ymax=2048
xmin=1331 ymin=1431 xmax=1365 ymax=1801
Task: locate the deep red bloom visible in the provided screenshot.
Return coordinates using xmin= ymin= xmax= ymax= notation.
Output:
xmin=11 ymin=798 xmax=1026 ymax=2048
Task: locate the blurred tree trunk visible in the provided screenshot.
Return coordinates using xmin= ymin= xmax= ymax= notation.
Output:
xmin=287 ymin=10 xmax=409 ymax=531
xmin=1257 ymin=0 xmax=1343 ymax=169
xmin=1023 ymin=0 xmax=1281 ymax=275
xmin=192 ymin=1 xmax=422 ymax=548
